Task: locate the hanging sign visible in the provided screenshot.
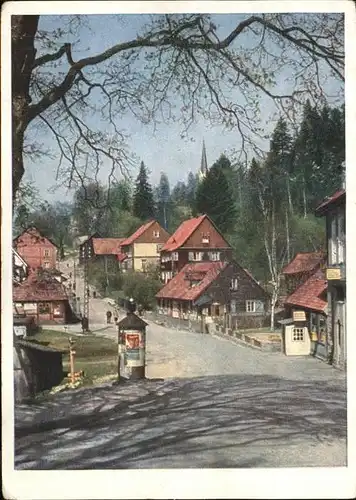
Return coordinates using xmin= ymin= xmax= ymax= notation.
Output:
xmin=326 ymin=268 xmax=341 ymax=280
xmin=293 ymin=310 xmax=306 ymax=322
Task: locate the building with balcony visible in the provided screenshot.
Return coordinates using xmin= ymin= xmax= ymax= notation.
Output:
xmin=315 ymin=188 xmax=346 ymax=369
xmin=160 ymin=214 xmax=232 ymax=283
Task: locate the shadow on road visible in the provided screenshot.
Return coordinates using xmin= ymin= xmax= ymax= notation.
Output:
xmin=15 ymin=374 xmax=347 ymax=469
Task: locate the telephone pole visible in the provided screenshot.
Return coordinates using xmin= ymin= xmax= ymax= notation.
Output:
xmin=80 ymin=242 xmax=91 ymax=332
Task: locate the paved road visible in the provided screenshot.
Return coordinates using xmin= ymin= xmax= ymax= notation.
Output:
xmin=15 ymin=256 xmax=347 ymax=469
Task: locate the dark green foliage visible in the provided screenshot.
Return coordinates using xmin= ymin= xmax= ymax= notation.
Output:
xmin=132 ymin=161 xmax=155 ymax=221
xmin=88 ymin=259 xmax=123 ymax=295
xmin=121 ymin=270 xmax=161 ymax=310
xmin=156 ymin=172 xmax=171 ymax=229
xmin=194 ymin=155 xmax=237 ymax=233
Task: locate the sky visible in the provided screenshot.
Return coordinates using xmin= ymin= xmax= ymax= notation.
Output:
xmin=23 ymin=12 xmax=344 ymax=203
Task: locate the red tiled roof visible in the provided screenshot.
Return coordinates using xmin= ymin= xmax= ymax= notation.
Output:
xmin=161 ymin=215 xmax=207 ymax=252
xmin=282 ymin=252 xmax=325 ymax=275
xmin=284 ymin=269 xmax=327 ymax=314
xmin=13 ymin=271 xmax=68 ymax=302
xmin=13 ymin=226 xmax=59 ymax=249
xmin=92 ymin=238 xmax=125 ymax=255
xmin=120 ymin=220 xmax=156 ymax=247
xmin=156 ymin=261 xmax=227 ymax=301
xmin=315 ymin=189 xmax=345 ymax=215
xmin=116 ymin=252 xmax=128 ymax=262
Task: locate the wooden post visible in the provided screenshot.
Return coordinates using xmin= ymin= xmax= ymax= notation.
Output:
xmin=69 ymin=337 xmax=76 ymax=384
xmin=117 ymin=327 xmax=121 ymax=382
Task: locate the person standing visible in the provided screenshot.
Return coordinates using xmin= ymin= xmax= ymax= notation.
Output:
xmin=106 ymin=310 xmax=112 ymax=324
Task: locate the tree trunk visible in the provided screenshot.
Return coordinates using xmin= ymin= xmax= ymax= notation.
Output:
xmin=302 ymin=176 xmax=307 ymax=218
xmin=11 ymin=15 xmax=39 ymax=201
xmin=286 ymin=176 xmax=293 ymax=215
xmin=285 ymin=207 xmax=290 ymax=263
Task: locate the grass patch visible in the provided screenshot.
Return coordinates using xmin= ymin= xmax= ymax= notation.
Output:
xmin=32 ymin=329 xmax=118 ymax=386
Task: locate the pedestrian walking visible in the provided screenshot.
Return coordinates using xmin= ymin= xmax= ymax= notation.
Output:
xmin=106 ymin=310 xmax=112 ymax=324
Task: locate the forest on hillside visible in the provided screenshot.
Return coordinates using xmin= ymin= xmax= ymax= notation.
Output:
xmin=14 ymin=100 xmax=345 ymax=292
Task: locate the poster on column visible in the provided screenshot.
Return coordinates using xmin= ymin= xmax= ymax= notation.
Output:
xmin=124 ymin=330 xmax=145 ymax=367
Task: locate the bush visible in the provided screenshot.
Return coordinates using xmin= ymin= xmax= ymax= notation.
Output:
xmin=121 ymin=271 xmax=161 ymax=310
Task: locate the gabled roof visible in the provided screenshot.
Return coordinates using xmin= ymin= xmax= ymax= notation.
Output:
xmin=13 ymin=270 xmax=68 ymax=302
xmin=156 ymin=261 xmax=227 ymax=301
xmin=120 ymin=220 xmax=157 ymax=247
xmin=282 ymin=252 xmax=325 ymax=275
xmin=116 ymin=252 xmax=128 ymax=262
xmin=92 ymin=238 xmax=125 ymax=255
xmin=12 ymin=248 xmax=28 ymax=268
xmin=284 ymin=269 xmax=327 ymax=314
xmin=13 ymin=227 xmax=59 ymax=249
xmin=315 ymin=189 xmax=345 ymax=216
xmin=162 ymin=214 xmax=209 ymax=252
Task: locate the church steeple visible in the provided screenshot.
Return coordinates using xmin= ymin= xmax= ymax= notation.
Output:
xmin=199 ymin=139 xmax=208 ymax=178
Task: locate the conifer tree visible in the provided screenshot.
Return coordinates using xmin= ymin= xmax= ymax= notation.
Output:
xmin=132 ymin=161 xmax=155 ymax=221
xmin=194 ymin=156 xmax=237 ymax=234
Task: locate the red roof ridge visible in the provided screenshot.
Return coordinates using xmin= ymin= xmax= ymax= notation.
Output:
xmin=120 ymin=220 xmax=158 ymax=247
xmin=282 ymin=251 xmax=325 ymax=275
xmin=315 ymin=188 xmax=345 ymax=215
xmin=161 ymin=214 xmax=208 ymax=252
xmin=156 ymin=261 xmax=227 ymax=301
xmin=284 ymin=268 xmax=327 ymax=313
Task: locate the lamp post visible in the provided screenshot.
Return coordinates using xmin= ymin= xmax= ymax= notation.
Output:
xmin=80 ymin=242 xmax=92 ymax=332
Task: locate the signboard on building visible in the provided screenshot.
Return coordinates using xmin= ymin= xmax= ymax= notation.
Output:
xmin=326 ymin=267 xmax=341 ymax=280
xmin=293 ymin=310 xmax=306 ymax=322
xmin=14 ymin=325 xmax=27 ymax=337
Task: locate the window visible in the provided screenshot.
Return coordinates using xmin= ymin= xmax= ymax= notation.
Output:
xmin=38 ymin=302 xmax=51 ymax=314
xmin=201 ymin=233 xmax=210 ymax=244
xmin=44 ymin=261 xmax=50 ymax=269
xmin=44 ymin=249 xmax=50 ymax=257
xmin=141 ymin=259 xmax=147 ymax=271
xmin=157 ymin=244 xmax=163 ymax=253
xmin=188 ymin=252 xmax=202 ymax=261
xmin=293 ymin=328 xmax=305 ymax=342
xmin=230 ymin=278 xmax=238 ymax=290
xmin=246 ymin=300 xmax=256 ymax=312
xmin=230 ymin=300 xmax=237 ymax=314
xmin=153 ymin=230 xmax=160 ymax=238
xmin=209 ymin=251 xmax=221 ymax=261
xmin=330 ymin=216 xmax=337 ymax=265
xmin=337 ymin=212 xmax=345 ymax=264
xmin=172 ymin=252 xmax=179 ymax=261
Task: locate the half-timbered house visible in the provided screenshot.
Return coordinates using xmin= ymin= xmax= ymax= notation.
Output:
xmin=13 ymin=270 xmax=73 ymax=325
xmin=315 ymin=188 xmax=346 ymax=369
xmin=160 ymin=214 xmax=232 ymax=283
xmin=156 ymin=260 xmax=269 ymax=330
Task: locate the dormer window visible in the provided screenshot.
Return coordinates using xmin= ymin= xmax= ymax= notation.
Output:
xmin=201 ymin=232 xmax=210 ymax=244
xmin=153 ymin=230 xmax=160 ymax=238
xmin=172 ymin=252 xmax=179 ymax=261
